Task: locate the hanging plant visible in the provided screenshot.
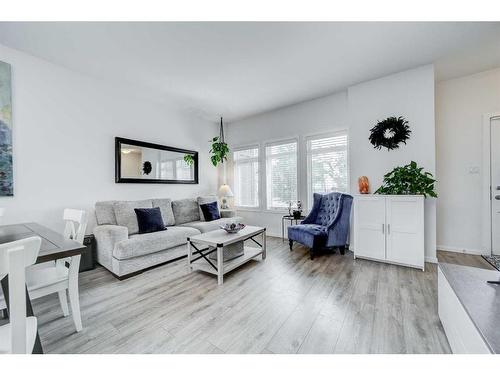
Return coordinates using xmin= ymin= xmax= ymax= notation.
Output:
xmin=369 ymin=116 xmax=411 ymax=151
xmin=209 ymin=117 xmax=230 ymax=167
xmin=183 ymin=154 xmax=194 ymax=166
xmin=375 ymin=161 xmax=437 ymax=197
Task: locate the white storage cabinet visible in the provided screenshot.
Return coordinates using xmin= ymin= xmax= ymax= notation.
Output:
xmin=353 ymin=194 xmax=424 ymax=270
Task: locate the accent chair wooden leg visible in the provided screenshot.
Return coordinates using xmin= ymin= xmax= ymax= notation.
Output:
xmin=339 ymin=246 xmax=346 ymax=255
xmin=289 ymin=239 xmax=293 ymax=251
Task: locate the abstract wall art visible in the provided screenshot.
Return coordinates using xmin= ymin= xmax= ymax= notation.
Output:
xmin=0 ymin=61 xmax=13 ymax=196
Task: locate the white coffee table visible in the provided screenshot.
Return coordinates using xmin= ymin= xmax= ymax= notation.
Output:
xmin=187 ymin=225 xmax=266 ymax=285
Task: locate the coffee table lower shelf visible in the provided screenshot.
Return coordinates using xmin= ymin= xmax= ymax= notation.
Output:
xmin=191 ymin=246 xmax=263 ymax=275
xmin=187 ymin=225 xmax=266 ymax=285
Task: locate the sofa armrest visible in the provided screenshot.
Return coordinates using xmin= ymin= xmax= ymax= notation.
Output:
xmin=93 ymin=225 xmax=128 ymax=259
xmin=220 ymin=210 xmax=236 ymax=218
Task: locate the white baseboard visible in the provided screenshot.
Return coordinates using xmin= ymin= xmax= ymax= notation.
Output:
xmin=425 ymin=256 xmax=438 ymax=264
xmin=266 ymin=232 xmax=281 ymax=238
xmin=436 ymin=245 xmax=487 ymax=256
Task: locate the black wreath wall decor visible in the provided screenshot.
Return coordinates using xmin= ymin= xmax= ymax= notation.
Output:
xmin=369 ymin=116 xmax=411 ymax=151
xmin=142 ymin=161 xmax=152 ymax=175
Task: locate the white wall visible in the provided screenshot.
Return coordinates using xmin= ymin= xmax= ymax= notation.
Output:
xmin=226 ymin=92 xmax=349 ymax=236
xmin=348 ymin=65 xmax=437 ymax=262
xmin=0 ymin=44 xmax=219 ymax=233
xmin=435 ymin=67 xmax=500 ymax=254
xmin=227 ymin=65 xmax=437 ymax=263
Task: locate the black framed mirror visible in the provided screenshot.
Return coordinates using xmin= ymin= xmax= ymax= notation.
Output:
xmin=115 ymin=137 xmax=198 ymax=184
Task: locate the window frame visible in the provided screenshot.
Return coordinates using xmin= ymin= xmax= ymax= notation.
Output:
xmin=264 ymin=137 xmax=299 ymax=212
xmin=232 ymin=144 xmax=261 ymax=211
xmin=305 ymin=130 xmax=350 ymax=209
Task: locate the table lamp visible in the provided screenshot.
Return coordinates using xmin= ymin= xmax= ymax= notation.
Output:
xmin=219 ymin=184 xmax=234 ymax=209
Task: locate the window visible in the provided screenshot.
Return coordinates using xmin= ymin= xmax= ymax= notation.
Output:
xmin=265 ymin=141 xmax=298 ymax=210
xmin=233 ymin=147 xmax=260 ymax=208
xmin=176 ymin=159 xmax=192 ymax=180
xmin=307 ymin=132 xmax=348 ymax=206
xmin=160 ymin=161 xmax=174 ymax=179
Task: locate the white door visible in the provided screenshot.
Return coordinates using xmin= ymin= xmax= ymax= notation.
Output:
xmin=385 ymin=196 xmax=424 ymax=269
xmin=491 ymin=117 xmax=500 ymax=255
xmin=354 ymin=196 xmax=386 ymax=260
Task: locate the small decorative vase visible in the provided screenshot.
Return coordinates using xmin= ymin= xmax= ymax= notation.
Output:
xmin=358 ymin=176 xmax=370 ymax=194
xmin=293 ymin=210 xmax=302 ymax=219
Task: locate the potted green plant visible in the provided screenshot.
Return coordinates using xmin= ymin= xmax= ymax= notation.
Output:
xmin=375 ymin=161 xmax=437 ymax=197
xmin=209 ymin=117 xmax=230 ymax=167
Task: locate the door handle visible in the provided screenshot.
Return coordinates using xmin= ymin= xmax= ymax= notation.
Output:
xmin=495 ymin=195 xmax=500 ymax=200
xmin=388 ymin=224 xmax=391 ymax=235
xmin=382 ymin=223 xmax=385 ymax=234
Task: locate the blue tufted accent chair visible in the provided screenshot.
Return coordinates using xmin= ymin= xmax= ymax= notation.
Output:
xmin=288 ymin=192 xmax=353 ymax=260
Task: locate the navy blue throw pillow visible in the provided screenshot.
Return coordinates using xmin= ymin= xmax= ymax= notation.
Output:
xmin=134 ymin=207 xmax=166 ymax=234
xmin=200 ymin=201 xmax=220 ymax=222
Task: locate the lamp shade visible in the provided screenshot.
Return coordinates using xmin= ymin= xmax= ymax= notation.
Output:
xmin=218 ymin=184 xmax=234 ymax=198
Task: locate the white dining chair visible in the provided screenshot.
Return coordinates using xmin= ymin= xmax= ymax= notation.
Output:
xmin=0 ymin=209 xmax=87 ymax=332
xmin=0 ymin=236 xmax=42 ymax=354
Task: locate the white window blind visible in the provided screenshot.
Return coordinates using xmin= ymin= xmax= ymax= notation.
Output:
xmin=234 ymin=147 xmax=260 ymax=208
xmin=160 ymin=161 xmax=174 ymax=179
xmin=307 ymin=132 xmax=348 ymax=206
xmin=265 ymin=141 xmax=298 ymax=210
xmin=176 ymin=159 xmax=192 ymax=180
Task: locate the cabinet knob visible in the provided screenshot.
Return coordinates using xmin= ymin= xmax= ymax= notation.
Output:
xmin=382 ymin=223 xmax=385 ymax=234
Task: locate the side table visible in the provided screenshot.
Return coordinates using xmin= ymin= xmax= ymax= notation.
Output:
xmin=281 ymin=215 xmax=306 ymax=242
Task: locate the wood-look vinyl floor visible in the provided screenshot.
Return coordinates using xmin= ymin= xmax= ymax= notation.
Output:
xmin=2 ymin=238 xmax=493 ymax=354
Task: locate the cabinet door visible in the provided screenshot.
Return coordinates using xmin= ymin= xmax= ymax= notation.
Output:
xmin=385 ymin=196 xmax=424 ymax=268
xmin=354 ymin=196 xmax=386 ymax=260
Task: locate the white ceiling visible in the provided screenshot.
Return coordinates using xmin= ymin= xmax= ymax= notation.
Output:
xmin=0 ymin=22 xmax=499 ymax=121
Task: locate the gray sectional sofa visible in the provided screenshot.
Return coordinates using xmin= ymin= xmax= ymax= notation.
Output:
xmin=93 ymin=197 xmax=243 ymax=279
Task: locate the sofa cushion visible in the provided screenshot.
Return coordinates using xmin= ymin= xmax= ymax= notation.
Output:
xmin=113 ymin=200 xmax=153 ymax=235
xmin=95 ymin=201 xmax=117 ymax=225
xmin=180 ymin=216 xmax=244 ymax=233
xmin=200 ymin=201 xmax=220 ymax=222
xmin=135 ymin=207 xmax=166 ymax=234
xmin=113 ymin=226 xmax=200 ymax=260
xmin=152 ymin=198 xmax=175 ymax=226
xmin=172 ymin=198 xmax=200 ymax=225
xmin=197 ymin=196 xmax=218 ymax=221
